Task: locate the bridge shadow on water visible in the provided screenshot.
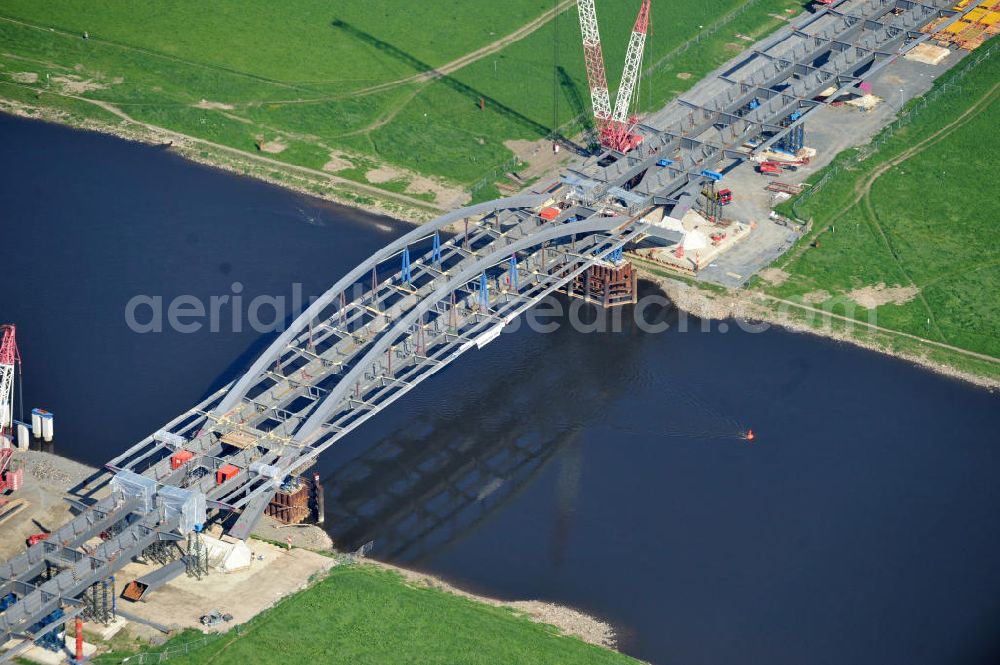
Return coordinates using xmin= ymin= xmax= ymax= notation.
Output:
xmin=319 ymin=286 xmax=671 ymax=564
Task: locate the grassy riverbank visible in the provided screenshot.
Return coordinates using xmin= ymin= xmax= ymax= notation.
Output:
xmin=748 ymin=40 xmax=1000 ymax=384
xmin=0 ymin=0 xmax=801 ymax=212
xmin=93 ymin=564 xmax=638 ymax=665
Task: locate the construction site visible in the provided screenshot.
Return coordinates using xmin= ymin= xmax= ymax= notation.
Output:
xmin=0 ymin=0 xmax=996 ymax=661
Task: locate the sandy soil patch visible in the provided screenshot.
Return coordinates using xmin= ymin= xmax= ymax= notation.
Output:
xmin=370 ymin=560 xmax=616 ymax=649
xmin=725 ymin=42 xmax=742 ymax=51
xmin=365 ymin=165 xmax=402 ymax=184
xmin=802 ymin=289 xmax=831 ymax=305
xmin=758 ymin=268 xmax=790 ymax=286
xmin=257 ymin=137 xmax=288 ymax=154
xmin=676 ymin=72 xmax=692 ymax=80
xmin=117 ymin=540 xmax=334 ymax=632
xmin=322 ymin=151 xmax=352 ymax=173
xmin=252 ymin=516 xmax=333 ymax=550
xmin=504 ymin=139 xmax=540 ymax=157
xmin=366 ymin=165 xmax=469 ymax=207
xmin=849 ymin=282 xmax=920 ymax=308
xmin=10 ymin=72 xmax=37 ymax=83
xmin=194 ymin=99 xmax=234 ymax=110
xmin=52 ymin=75 xmax=107 ymax=94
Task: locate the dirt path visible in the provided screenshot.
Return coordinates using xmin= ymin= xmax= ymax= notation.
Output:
xmin=859 ymin=81 xmax=1000 ymax=339
xmin=338 ymin=0 xmax=576 ymax=100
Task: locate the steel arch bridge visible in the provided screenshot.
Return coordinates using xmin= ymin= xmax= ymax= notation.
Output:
xmin=0 ymin=0 xmax=975 ymax=654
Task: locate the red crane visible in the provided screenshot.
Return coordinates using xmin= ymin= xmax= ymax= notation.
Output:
xmin=0 ymin=325 xmax=22 ymax=496
xmin=575 ymin=0 xmax=652 ymax=153
xmin=0 ymin=325 xmax=20 ymax=436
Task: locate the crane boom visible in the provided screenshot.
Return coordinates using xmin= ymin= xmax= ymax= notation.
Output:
xmin=576 ymin=0 xmax=612 ymax=130
xmin=611 ymin=0 xmax=650 ymax=126
xmin=0 ymin=325 xmax=20 ymax=430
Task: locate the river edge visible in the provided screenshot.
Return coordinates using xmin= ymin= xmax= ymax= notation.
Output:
xmin=4 ymin=102 xmax=996 ymax=391
xmin=11 ymin=448 xmax=622 ymax=655
xmin=642 ymin=269 xmax=1000 ymax=391
xmin=0 ymin=100 xmax=440 ymax=224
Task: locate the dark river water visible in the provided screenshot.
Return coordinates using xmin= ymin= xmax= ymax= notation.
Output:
xmin=3 ymin=114 xmax=1000 ymax=665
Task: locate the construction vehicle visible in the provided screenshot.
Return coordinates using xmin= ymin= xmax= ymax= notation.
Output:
xmin=26 ymin=533 xmax=49 ymax=547
xmin=576 ymin=0 xmax=651 ymax=152
xmin=757 ymin=157 xmax=810 ymax=175
xmin=702 ymin=186 xmax=733 ymax=204
xmin=200 ymin=610 xmax=233 ymax=627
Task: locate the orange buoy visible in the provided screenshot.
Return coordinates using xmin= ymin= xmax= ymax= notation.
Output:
xmin=746 ymin=429 xmax=755 ymax=441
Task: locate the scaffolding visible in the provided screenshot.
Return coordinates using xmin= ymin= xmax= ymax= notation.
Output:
xmin=185 ymin=530 xmax=209 ymax=579
xmin=82 ymin=577 xmax=116 ymax=626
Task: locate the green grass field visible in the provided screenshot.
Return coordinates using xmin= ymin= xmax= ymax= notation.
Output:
xmin=0 ymin=0 xmax=801 ymax=206
xmin=759 ymin=42 xmax=1000 ymax=377
xmin=93 ymin=565 xmax=639 ymax=665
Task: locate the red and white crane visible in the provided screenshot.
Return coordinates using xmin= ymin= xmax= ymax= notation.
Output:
xmin=0 ymin=324 xmax=22 ymax=494
xmin=576 ymin=0 xmax=613 ymax=136
xmin=575 ymin=0 xmax=651 ymax=153
xmin=0 ymin=324 xmax=20 ymax=435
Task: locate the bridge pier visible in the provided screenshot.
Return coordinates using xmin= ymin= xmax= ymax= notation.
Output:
xmin=566 ymin=261 xmax=637 ymax=307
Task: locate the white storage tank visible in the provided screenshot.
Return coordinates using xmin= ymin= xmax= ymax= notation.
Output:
xmin=31 ymin=408 xmax=43 ymax=439
xmin=16 ymin=423 xmax=28 ymax=451
xmin=40 ymin=411 xmax=54 ymax=442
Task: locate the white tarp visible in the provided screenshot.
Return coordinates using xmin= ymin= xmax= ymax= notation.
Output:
xmin=110 ymin=470 xmax=157 ymax=513
xmin=201 ymin=534 xmax=252 ymax=573
xmin=156 ymin=485 xmax=206 ymax=534
xmin=682 ymin=230 xmax=709 ymax=251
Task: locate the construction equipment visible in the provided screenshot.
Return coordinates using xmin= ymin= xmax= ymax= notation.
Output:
xmin=766 ymin=181 xmax=804 ymax=195
xmin=576 ymin=0 xmax=651 ymax=152
xmin=758 ymin=161 xmax=781 ymax=175
xmin=701 ymin=181 xmax=732 ymax=222
xmin=200 ymin=610 xmax=233 ymax=627
xmin=757 ymin=157 xmax=810 ymax=175
xmin=0 ymin=325 xmax=21 ymax=435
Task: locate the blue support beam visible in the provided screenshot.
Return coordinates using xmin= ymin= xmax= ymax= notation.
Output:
xmin=432 ymin=232 xmax=442 ymax=265
xmin=400 ymin=247 xmax=412 ymax=285
xmin=478 ymin=272 xmax=489 ymax=310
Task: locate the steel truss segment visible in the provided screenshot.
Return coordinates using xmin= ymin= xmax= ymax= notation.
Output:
xmin=292 ymin=215 xmax=632 ymax=444
xmin=231 ymin=226 xmax=646 ymax=513
xmin=214 ymin=195 xmax=548 ymax=417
